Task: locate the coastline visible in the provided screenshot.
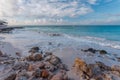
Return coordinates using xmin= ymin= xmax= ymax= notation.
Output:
xmin=0 ymin=28 xmax=120 ymax=80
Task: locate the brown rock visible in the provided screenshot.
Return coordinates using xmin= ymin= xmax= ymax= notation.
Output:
xmin=34 ymin=54 xmax=42 ymax=61
xmin=41 ymin=70 xmax=49 ymax=78
xmin=49 ymin=55 xmax=61 ymax=65
xmin=28 ymin=64 xmax=34 ymax=71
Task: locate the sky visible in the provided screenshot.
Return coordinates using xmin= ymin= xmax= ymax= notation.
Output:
xmin=0 ymin=0 xmax=120 ymax=25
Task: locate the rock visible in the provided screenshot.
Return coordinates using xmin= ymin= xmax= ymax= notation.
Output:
xmin=44 ymin=52 xmax=53 ymax=57
xmin=96 ymin=62 xmax=111 ymax=71
xmin=27 ymin=53 xmax=42 ymax=61
xmin=99 ymin=50 xmax=107 ymax=55
xmin=5 ymin=73 xmax=16 ymax=80
xmin=16 ymin=71 xmax=29 ymax=80
xmin=32 ymin=69 xmax=42 ymax=78
xmin=111 ymin=65 xmax=120 ymax=73
xmin=57 ymin=63 xmax=69 ymax=71
xmin=29 ymin=47 xmax=39 ymax=53
xmin=34 ymin=54 xmax=42 ymax=61
xmin=41 ymin=70 xmax=49 ymax=78
xmin=16 ymin=52 xmax=21 ymax=57
xmin=44 ymin=62 xmax=57 ymax=72
xmin=49 ymin=33 xmax=61 ymax=36
xmin=51 ymin=70 xmax=68 ymax=80
xmin=81 ymin=48 xmax=97 ymax=53
xmin=117 ymin=57 xmax=120 ymax=62
xmin=12 ymin=62 xmax=29 ymax=70
xmin=39 ymin=62 xmax=45 ymax=69
xmin=28 ymin=64 xmax=34 ymax=71
xmin=0 ymin=50 xmax=3 ymax=56
xmin=49 ymin=55 xmax=61 ymax=65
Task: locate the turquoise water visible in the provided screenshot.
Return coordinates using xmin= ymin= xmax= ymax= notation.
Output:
xmin=24 ymin=25 xmax=120 ymax=41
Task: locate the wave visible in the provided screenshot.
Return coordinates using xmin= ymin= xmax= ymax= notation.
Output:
xmin=63 ymin=34 xmax=120 ymax=49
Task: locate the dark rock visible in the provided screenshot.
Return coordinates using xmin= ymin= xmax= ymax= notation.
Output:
xmin=5 ymin=73 xmax=16 ymax=80
xmin=29 ymin=47 xmax=39 ymax=53
xmin=0 ymin=50 xmax=3 ymax=56
xmin=99 ymin=50 xmax=107 ymax=55
xmin=32 ymin=69 xmax=42 ymax=78
xmin=81 ymin=48 xmax=97 ymax=53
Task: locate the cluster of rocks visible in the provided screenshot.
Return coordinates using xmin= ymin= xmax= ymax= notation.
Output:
xmin=0 ymin=47 xmax=69 ymax=80
xmin=73 ymin=57 xmax=120 ymax=80
xmin=81 ymin=48 xmax=107 ymax=54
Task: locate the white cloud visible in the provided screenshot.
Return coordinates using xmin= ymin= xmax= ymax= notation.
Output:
xmin=0 ymin=0 xmax=95 ymax=25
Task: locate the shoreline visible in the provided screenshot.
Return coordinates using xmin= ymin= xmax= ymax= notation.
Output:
xmin=0 ymin=28 xmax=120 ymax=80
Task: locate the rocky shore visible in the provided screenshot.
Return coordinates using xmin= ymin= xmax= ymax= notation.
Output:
xmin=0 ymin=46 xmax=120 ymax=80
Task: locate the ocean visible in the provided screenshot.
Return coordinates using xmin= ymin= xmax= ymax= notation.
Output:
xmin=1 ymin=25 xmax=120 ymax=51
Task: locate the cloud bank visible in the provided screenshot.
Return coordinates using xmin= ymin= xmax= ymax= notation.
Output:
xmin=0 ymin=0 xmax=117 ymax=25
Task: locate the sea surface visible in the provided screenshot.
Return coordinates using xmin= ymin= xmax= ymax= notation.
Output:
xmin=1 ymin=25 xmax=120 ymax=51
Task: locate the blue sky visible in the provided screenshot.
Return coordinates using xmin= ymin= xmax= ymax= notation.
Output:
xmin=0 ymin=0 xmax=120 ymax=25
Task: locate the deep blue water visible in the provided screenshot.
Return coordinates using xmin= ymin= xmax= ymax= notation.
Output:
xmin=23 ymin=25 xmax=120 ymax=41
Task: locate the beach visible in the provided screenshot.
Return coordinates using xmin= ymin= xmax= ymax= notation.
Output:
xmin=0 ymin=26 xmax=120 ymax=80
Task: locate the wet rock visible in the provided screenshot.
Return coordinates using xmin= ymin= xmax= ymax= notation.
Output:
xmin=117 ymin=57 xmax=120 ymax=62
xmin=41 ymin=70 xmax=49 ymax=78
xmin=99 ymin=50 xmax=107 ymax=55
xmin=29 ymin=47 xmax=39 ymax=53
xmin=5 ymin=73 xmax=16 ymax=80
xmin=0 ymin=50 xmax=3 ymax=56
xmin=49 ymin=33 xmax=61 ymax=36
xmin=81 ymin=48 xmax=97 ymax=53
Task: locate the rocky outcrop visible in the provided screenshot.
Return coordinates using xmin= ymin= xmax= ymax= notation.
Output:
xmin=73 ymin=57 xmax=120 ymax=80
